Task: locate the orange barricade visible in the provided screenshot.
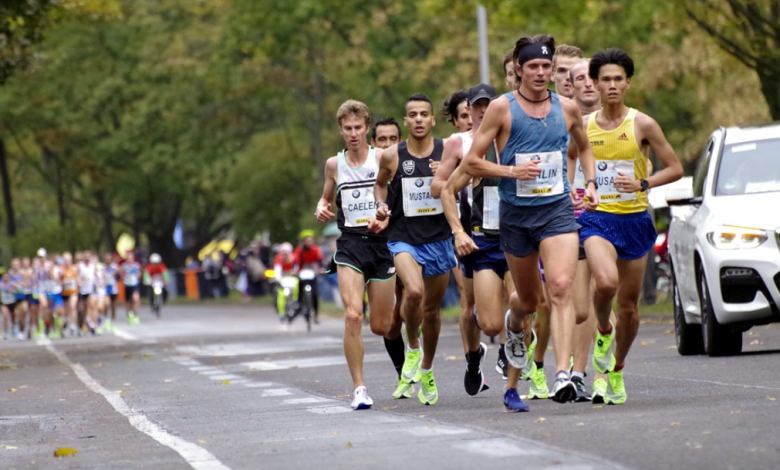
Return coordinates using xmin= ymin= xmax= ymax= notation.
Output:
xmin=117 ymin=280 xmax=126 ymax=302
xmin=184 ymin=269 xmax=200 ymax=300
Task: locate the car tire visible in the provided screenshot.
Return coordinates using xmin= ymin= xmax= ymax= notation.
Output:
xmin=698 ymin=269 xmax=742 ymax=357
xmin=673 ymin=264 xmax=704 ymax=355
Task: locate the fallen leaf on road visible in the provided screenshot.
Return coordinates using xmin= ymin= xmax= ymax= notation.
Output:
xmin=664 ymin=329 xmax=673 ymax=335
xmin=444 ymin=356 xmax=462 ymax=361
xmin=198 ymin=440 xmax=207 ymax=444
xmin=144 ymin=354 xmax=153 ymax=359
xmin=750 ymin=340 xmax=761 ymax=345
xmin=540 ymin=433 xmax=549 ymax=437
xmin=428 ymin=425 xmax=436 ymax=429
xmin=576 ymin=423 xmax=585 ymax=426
xmin=346 ymin=442 xmax=352 ymax=448
xmin=213 ymin=360 xmax=221 ymax=365
xmin=4 ymin=445 xmax=18 ymax=450
xmin=164 ymin=379 xmax=174 ymax=383
xmin=332 ymin=432 xmax=339 ymax=436
xmin=767 ymin=397 xmax=776 ymax=401
xmin=115 ymin=390 xmax=124 ymax=394
xmin=8 ymin=388 xmax=17 ymax=392
xmin=53 ymin=448 xmax=77 ymax=457
xmin=536 ymin=417 xmax=547 ymax=423
xmin=639 ymin=341 xmax=648 ymax=346
xmin=671 ymin=422 xmax=680 ymax=426
xmin=221 ymin=380 xmax=230 ymax=385
xmin=335 ymin=394 xmax=349 ymax=398
xmin=123 ymin=354 xmax=131 ymax=359
xmin=593 ymin=405 xmax=602 ymax=409
xmin=289 ymin=366 xmax=298 ymax=369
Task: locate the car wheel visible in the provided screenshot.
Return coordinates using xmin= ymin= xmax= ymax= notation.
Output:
xmin=673 ymin=264 xmax=704 ymax=355
xmin=698 ymin=269 xmax=742 ymax=357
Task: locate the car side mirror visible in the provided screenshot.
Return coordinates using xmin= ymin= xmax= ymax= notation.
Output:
xmin=666 ymin=196 xmax=703 ymax=206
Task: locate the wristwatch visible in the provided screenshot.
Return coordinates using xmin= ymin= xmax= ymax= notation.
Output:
xmin=586 ymin=179 xmax=598 ymax=190
xmin=640 ymin=179 xmax=650 ymax=192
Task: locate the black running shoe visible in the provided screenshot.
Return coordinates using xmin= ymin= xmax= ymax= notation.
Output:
xmin=464 ymin=342 xmax=490 ymax=396
xmin=495 ymin=346 xmax=508 ymax=381
xmin=571 ymin=375 xmax=592 ymax=403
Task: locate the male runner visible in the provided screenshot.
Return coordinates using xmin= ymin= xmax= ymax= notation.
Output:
xmin=9 ymin=259 xmax=28 ymax=339
xmin=120 ymin=251 xmax=142 ymax=325
xmin=462 ymin=35 xmax=598 ymax=404
xmin=370 ymin=118 xmax=408 ymax=380
xmin=375 ymin=93 xmax=456 ymax=406
xmin=551 ymin=45 xmax=583 ymax=99
xmin=103 ymin=253 xmax=119 ymax=332
xmin=438 ymin=84 xmax=523 ymax=405
xmin=503 ymin=50 xmax=517 ymax=91
xmin=581 ymin=48 xmax=682 ymax=404
xmin=316 ymin=99 xmax=397 ymax=410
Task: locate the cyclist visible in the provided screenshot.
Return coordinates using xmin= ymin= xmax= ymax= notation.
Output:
xmin=292 ymin=230 xmax=324 ymax=324
xmin=273 ymin=242 xmax=297 ymax=320
xmin=143 ymin=253 xmax=170 ymax=308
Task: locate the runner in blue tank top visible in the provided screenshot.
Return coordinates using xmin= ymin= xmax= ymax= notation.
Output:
xmin=462 ymin=34 xmax=600 ymax=409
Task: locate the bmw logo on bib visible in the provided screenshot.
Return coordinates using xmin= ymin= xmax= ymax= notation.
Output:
xmin=415 ymin=178 xmax=424 ymax=188
xmin=598 ymin=161 xmax=608 ymax=171
xmin=352 ymin=189 xmax=361 ymax=198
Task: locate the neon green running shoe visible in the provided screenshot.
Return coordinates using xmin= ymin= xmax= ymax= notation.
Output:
xmin=128 ymin=312 xmax=141 ymax=325
xmin=521 ymin=330 xmax=537 ymax=381
xmin=48 ymin=328 xmax=62 ymax=340
xmin=592 ymin=377 xmax=607 ymax=404
xmin=593 ymin=321 xmax=616 ymax=374
xmin=605 ymin=369 xmax=627 ymax=405
xmin=54 ymin=316 xmax=64 ymax=329
xmin=418 ymin=369 xmax=438 ymax=405
xmin=392 ymin=378 xmax=413 ymax=399
xmin=401 ymin=349 xmax=422 ymax=384
xmin=527 ymin=366 xmax=549 ymax=399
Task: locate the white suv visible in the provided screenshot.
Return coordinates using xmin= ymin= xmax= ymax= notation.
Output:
xmin=667 ymin=122 xmax=780 ymax=356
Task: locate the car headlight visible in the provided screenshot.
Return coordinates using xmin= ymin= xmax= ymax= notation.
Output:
xmin=706 ymin=225 xmax=768 ymax=250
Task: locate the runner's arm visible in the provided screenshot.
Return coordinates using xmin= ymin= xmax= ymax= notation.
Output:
xmin=462 ymin=98 xmax=541 ymax=180
xmin=431 ymin=136 xmax=462 ymax=198
xmin=373 ymin=145 xmax=398 ymax=221
xmin=565 ymin=100 xmax=598 ymax=211
xmin=315 ymin=157 xmax=338 ymax=222
xmin=634 ymin=114 xmax=683 ymax=190
xmin=442 ymin=165 xmax=478 ymax=256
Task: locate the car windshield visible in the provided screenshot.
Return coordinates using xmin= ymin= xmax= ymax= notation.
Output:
xmin=716 ymin=138 xmax=780 ymax=196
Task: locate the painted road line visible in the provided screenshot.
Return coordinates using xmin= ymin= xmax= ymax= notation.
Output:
xmin=306 ymin=405 xmax=352 ymax=414
xmin=176 ymin=337 xmax=344 ymax=358
xmin=459 ymin=438 xmax=543 ymax=457
xmin=260 ymin=388 xmax=292 ymax=397
xmin=283 ymin=397 xmax=335 ymax=405
xmin=243 ymin=353 xmax=385 ymax=371
xmin=406 ymin=425 xmax=471 ymax=437
xmin=112 ymin=327 xmax=138 ymax=341
xmin=43 ymin=343 xmax=231 ymax=470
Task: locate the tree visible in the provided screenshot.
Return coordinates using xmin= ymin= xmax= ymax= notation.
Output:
xmin=684 ymin=0 xmax=780 ymax=119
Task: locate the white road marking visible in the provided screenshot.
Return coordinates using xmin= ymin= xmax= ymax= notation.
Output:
xmin=306 ymin=405 xmax=352 ymax=414
xmin=242 ymin=382 xmax=275 ymax=388
xmin=242 ymin=354 xmax=384 ymax=371
xmin=42 ymin=343 xmax=231 ymax=470
xmin=189 ymin=366 xmax=221 ymax=372
xmin=283 ymin=397 xmax=334 ymax=405
xmin=459 ymin=438 xmax=542 ymax=457
xmin=208 ymin=374 xmax=243 ymax=381
xmin=176 ymin=337 xmax=343 ymax=358
xmin=406 ymin=426 xmax=471 ymax=437
xmin=112 ymin=328 xmax=138 ymax=341
xmin=633 ymin=373 xmax=780 ymax=391
xmin=260 ymin=388 xmax=292 ymax=397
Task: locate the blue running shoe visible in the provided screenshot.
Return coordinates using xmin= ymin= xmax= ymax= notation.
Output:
xmin=503 ymin=388 xmax=530 ymax=413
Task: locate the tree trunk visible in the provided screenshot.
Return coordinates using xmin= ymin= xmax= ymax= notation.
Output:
xmin=757 ymin=72 xmax=780 ymax=121
xmin=0 ymin=138 xmax=16 ymax=237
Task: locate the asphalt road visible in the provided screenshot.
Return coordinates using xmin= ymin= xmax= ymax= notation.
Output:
xmin=2 ymin=304 xmax=779 ymax=470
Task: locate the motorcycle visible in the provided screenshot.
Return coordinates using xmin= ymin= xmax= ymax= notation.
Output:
xmin=150 ymin=277 xmax=165 ymax=318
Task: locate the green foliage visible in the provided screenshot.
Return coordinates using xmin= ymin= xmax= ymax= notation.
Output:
xmin=0 ymin=0 xmax=57 ymax=84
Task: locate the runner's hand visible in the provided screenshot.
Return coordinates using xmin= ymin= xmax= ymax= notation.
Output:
xmin=513 ymin=160 xmax=542 ymax=180
xmin=614 ymin=172 xmax=638 ymax=193
xmin=570 ymin=186 xmax=584 ymax=212
xmin=454 ymin=232 xmax=479 ymax=257
xmin=316 ymin=203 xmax=334 ymax=222
xmin=375 ymin=204 xmax=391 ymax=221
xmin=367 ymin=217 xmax=388 ymax=234
xmin=584 ymin=185 xmax=599 ymax=212
xmin=429 ymin=159 xmax=440 ymax=176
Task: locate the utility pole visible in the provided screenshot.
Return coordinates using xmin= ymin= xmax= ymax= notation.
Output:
xmin=477 ymin=5 xmax=490 ymax=85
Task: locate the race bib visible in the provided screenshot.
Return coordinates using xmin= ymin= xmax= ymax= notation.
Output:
xmin=515 ymin=151 xmax=564 ymax=197
xmin=342 ymin=187 xmax=376 ymax=227
xmin=402 ymin=177 xmax=443 ymax=217
xmin=483 ymin=186 xmax=500 ymax=230
xmin=595 ymin=159 xmax=637 ymax=203
xmin=63 ymin=279 xmax=77 ymax=292
xmin=573 ymin=162 xmax=585 ymax=190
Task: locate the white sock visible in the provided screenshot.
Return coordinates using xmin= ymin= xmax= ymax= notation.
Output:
xmin=421 ymin=367 xmax=431 ymax=374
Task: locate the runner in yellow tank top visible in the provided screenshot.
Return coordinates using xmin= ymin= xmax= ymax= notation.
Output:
xmin=578 ymin=48 xmax=683 ymax=405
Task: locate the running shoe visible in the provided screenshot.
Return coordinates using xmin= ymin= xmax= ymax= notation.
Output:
xmin=351 ymin=386 xmax=374 ymax=410
xmin=401 ymin=349 xmax=422 ymax=384
xmin=527 ymin=366 xmax=549 ymax=399
xmin=592 ymin=378 xmax=607 ymax=404
xmin=593 ymin=321 xmax=615 ymax=374
xmin=503 ymin=388 xmax=529 ymax=413
xmin=129 ymin=312 xmax=141 ymax=325
xmin=418 ymin=369 xmax=438 ymax=405
xmin=464 ymin=342 xmax=490 ymax=396
xmin=495 ymin=345 xmax=508 ymax=380
xmin=392 ymin=377 xmax=413 ymax=399
xmin=503 ymin=310 xmax=527 ymax=370
xmin=571 ymin=375 xmax=592 ymax=402
xmin=551 ymin=370 xmax=576 ymax=403
xmin=606 ymin=369 xmax=627 ymax=405
xmin=521 ymin=330 xmax=537 ymax=381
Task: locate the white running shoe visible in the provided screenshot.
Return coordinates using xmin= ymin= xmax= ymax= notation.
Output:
xmin=503 ymin=310 xmax=527 ymax=370
xmin=351 ymin=386 xmax=374 ymax=410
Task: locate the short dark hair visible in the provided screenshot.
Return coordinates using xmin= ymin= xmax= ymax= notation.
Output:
xmin=513 ymin=34 xmax=556 ymax=65
xmin=502 ymin=50 xmax=514 ymax=70
xmin=589 ymin=48 xmax=635 ymax=80
xmin=406 ymin=93 xmax=433 ymax=114
xmin=372 ymin=117 xmax=401 ymax=141
xmin=442 ymin=90 xmax=468 ymax=124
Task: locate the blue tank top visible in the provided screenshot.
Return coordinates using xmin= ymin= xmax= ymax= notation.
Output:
xmin=498 ymin=91 xmax=570 ymax=207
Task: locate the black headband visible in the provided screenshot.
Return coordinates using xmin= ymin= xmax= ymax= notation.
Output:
xmin=517 ymin=43 xmax=553 ymax=65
